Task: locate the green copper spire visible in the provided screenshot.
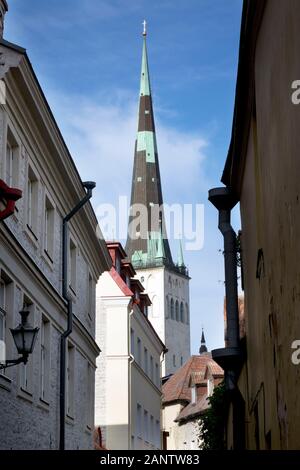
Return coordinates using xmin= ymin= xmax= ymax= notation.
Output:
xmin=140 ymin=32 xmax=151 ymax=97
xmin=126 ymin=20 xmax=174 ymax=268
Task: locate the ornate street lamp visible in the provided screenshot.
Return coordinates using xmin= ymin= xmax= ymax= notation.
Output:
xmin=0 ymin=309 xmax=39 ymax=370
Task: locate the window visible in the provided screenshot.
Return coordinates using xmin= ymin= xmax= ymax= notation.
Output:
xmin=40 ymin=316 xmax=50 ymax=402
xmin=27 ymin=165 xmax=39 ymax=236
xmin=87 ymin=273 xmax=94 ymax=320
xmin=144 ymin=410 xmax=149 ymax=442
xmin=137 ymin=404 xmax=142 ymax=437
xmin=180 ymin=302 xmax=184 ymax=323
xmin=155 ymin=363 xmax=159 ymax=387
xmin=191 ymin=385 xmax=197 ymax=404
xmin=173 ymin=354 xmax=176 ymax=368
xmin=166 ymin=297 xmax=169 ymax=319
xmin=69 ymin=238 xmax=77 ymax=294
xmin=0 ymin=279 xmax=6 ymax=365
xmin=181 ymin=356 xmax=183 ymax=366
xmin=150 ymin=356 xmax=154 ymax=382
xmin=150 ymin=415 xmax=154 ymax=445
xmin=44 ymin=195 xmax=54 ymax=260
xmin=155 ymin=420 xmax=160 ymax=449
xmin=186 ymin=303 xmax=189 ymax=324
xmin=170 ymin=298 xmax=174 ymax=320
xmin=175 ymin=300 xmax=179 ymax=321
xmin=115 ymin=254 xmax=121 ymax=274
xmin=86 ymin=362 xmax=93 ymax=429
xmin=144 ymin=348 xmax=148 ymax=375
xmin=137 ymin=338 xmax=141 ymax=365
xmin=66 ymin=342 xmax=75 ymax=417
xmin=5 ymin=128 xmax=19 ymax=188
xmin=207 ymin=379 xmax=214 ymax=397
xmin=130 ymin=328 xmax=135 ymax=356
xmin=20 ymin=297 xmax=34 ymax=393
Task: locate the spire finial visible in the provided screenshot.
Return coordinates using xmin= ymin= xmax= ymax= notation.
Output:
xmin=142 ymin=19 xmax=147 ymax=37
xmin=199 ymin=328 xmax=208 ymax=355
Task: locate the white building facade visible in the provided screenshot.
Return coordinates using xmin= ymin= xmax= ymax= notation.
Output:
xmin=0 ymin=2 xmax=111 ymax=450
xmin=95 ymin=242 xmax=166 ymax=450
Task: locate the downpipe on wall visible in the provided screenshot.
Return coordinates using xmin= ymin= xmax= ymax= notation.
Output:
xmin=59 ymin=181 xmax=96 ymax=451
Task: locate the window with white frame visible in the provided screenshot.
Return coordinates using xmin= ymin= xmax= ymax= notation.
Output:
xmin=155 ymin=420 xmax=160 ymax=448
xmin=86 ymin=361 xmax=93 ymax=429
xmin=137 ymin=337 xmax=141 ymax=365
xmin=150 ymin=415 xmax=154 ymax=446
xmin=66 ymin=342 xmax=75 ymax=417
xmin=136 ymin=404 xmax=142 ymax=438
xmin=144 ymin=410 xmax=149 ymax=442
xmin=191 ymin=385 xmax=197 ymax=404
xmin=27 ymin=165 xmax=39 ymax=236
xmin=144 ymin=347 xmax=148 ymax=375
xmin=150 ymin=356 xmax=154 ymax=382
xmin=20 ymin=296 xmax=34 ymax=393
xmin=44 ymin=195 xmax=54 ymax=260
xmin=40 ymin=315 xmax=50 ymax=402
xmin=130 ymin=328 xmax=135 ymax=356
xmin=5 ymin=128 xmax=19 ymax=188
xmin=155 ymin=362 xmax=159 ymax=387
xmin=69 ymin=238 xmax=77 ymax=294
xmin=207 ymin=378 xmax=214 ymax=397
xmin=87 ymin=273 xmax=94 ymax=320
xmin=0 ymin=279 xmax=6 ymax=365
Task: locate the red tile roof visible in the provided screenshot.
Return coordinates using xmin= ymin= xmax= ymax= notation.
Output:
xmin=162 ymin=354 xmax=214 ymax=404
xmin=162 ymin=354 xmax=224 ymax=423
xmin=176 ymin=393 xmax=210 ymax=423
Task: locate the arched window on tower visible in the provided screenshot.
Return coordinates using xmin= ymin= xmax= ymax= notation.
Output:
xmin=175 ymin=300 xmax=179 ymax=322
xmin=170 ymin=298 xmax=174 ymax=319
xmin=180 ymin=302 xmax=184 ymax=323
xmin=186 ymin=303 xmax=189 ymax=324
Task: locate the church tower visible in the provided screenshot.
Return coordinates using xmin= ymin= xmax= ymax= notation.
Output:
xmin=126 ymin=22 xmax=191 ymax=376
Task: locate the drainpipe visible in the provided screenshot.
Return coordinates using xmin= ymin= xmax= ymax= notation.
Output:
xmin=208 ymin=187 xmax=242 ymax=390
xmin=59 ymin=181 xmax=96 ymax=451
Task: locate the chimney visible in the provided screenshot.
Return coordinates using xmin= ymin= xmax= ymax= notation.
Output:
xmin=0 ymin=1 xmax=8 ymax=39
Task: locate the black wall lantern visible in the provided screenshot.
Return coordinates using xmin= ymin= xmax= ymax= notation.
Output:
xmin=0 ymin=309 xmax=39 ymax=370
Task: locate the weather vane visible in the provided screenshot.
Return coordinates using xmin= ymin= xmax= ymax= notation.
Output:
xmin=142 ymin=19 xmax=147 ymax=36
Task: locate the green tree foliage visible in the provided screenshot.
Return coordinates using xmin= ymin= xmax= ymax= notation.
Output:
xmin=198 ymin=381 xmax=226 ymax=450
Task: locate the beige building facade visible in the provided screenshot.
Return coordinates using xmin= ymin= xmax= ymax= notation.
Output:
xmin=210 ymin=0 xmax=300 ymax=450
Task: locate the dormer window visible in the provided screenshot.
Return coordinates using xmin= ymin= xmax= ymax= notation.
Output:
xmin=191 ymin=385 xmax=197 ymax=404
xmin=115 ymin=253 xmax=121 ymax=274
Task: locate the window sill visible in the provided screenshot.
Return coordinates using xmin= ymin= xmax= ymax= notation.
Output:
xmin=42 ymin=250 xmax=54 ymax=270
xmin=18 ymin=387 xmax=33 ymax=403
xmin=66 ymin=414 xmax=75 ymax=425
xmin=25 ymin=224 xmax=39 ymax=248
xmin=0 ymin=372 xmax=12 ymax=391
xmin=38 ymin=397 xmax=50 ymax=411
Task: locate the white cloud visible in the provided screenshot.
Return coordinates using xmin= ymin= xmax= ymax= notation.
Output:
xmin=47 ymin=90 xmax=209 ymax=210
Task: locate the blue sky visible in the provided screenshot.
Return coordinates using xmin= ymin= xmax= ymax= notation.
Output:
xmin=5 ymin=0 xmax=243 ymax=353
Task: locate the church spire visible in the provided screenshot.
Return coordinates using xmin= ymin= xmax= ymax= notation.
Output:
xmin=126 ymin=22 xmax=173 ymax=268
xmin=199 ymin=328 xmax=208 ymax=355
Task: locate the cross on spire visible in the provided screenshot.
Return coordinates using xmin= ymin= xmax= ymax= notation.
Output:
xmin=142 ymin=19 xmax=147 ymax=36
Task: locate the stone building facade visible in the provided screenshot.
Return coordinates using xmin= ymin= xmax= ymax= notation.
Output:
xmin=0 ymin=2 xmax=111 ymax=449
